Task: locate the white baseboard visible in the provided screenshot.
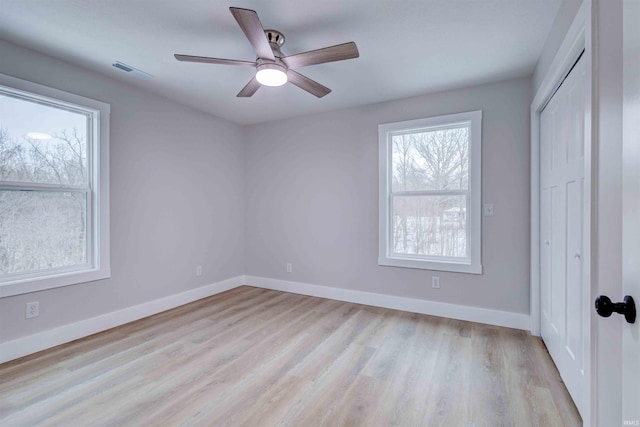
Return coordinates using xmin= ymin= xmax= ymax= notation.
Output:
xmin=1 ymin=274 xmax=530 ymax=364
xmin=244 ymin=275 xmax=530 ymax=331
xmin=0 ymin=276 xmax=243 ymax=364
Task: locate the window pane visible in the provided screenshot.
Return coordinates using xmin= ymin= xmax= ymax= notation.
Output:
xmin=391 ymin=125 xmax=469 ymax=191
xmin=391 ymin=194 xmax=467 ymax=258
xmin=0 ymin=190 xmax=88 ymax=276
xmin=0 ymin=92 xmax=89 ymax=186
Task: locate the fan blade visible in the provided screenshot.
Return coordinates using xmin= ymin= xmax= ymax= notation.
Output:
xmin=237 ymin=77 xmax=261 ymax=97
xmin=175 ymin=54 xmax=256 ymax=67
xmin=282 ymin=42 xmax=359 ymax=69
xmin=229 ymin=7 xmax=275 ymax=61
xmin=287 ymin=70 xmax=331 ymax=98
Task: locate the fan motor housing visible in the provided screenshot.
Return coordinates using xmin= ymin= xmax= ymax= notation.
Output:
xmin=264 ymin=29 xmax=285 ymax=47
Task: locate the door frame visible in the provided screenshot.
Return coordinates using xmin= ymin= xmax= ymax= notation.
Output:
xmin=530 ymin=2 xmax=594 ymax=424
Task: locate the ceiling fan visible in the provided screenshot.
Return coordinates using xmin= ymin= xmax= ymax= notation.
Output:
xmin=174 ymin=7 xmax=359 ymax=98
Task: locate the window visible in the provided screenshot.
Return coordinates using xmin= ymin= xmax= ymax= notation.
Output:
xmin=0 ymin=74 xmax=110 ymax=297
xmin=378 ymin=110 xmax=482 ymax=274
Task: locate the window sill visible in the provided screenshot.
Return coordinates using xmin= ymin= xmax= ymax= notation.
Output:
xmin=378 ymin=257 xmax=483 ymax=274
xmin=0 ymin=268 xmax=111 ymax=298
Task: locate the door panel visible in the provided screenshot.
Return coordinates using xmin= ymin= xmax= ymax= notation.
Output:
xmin=566 ymin=178 xmax=583 ymax=367
xmin=541 ymin=186 xmax=551 ymax=323
xmin=550 ymin=184 xmax=565 ymax=336
xmin=540 ymin=53 xmax=587 ymax=417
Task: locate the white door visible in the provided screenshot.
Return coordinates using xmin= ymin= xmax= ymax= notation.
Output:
xmin=622 ymin=0 xmax=640 ymax=422
xmin=540 ymin=53 xmax=588 ymax=417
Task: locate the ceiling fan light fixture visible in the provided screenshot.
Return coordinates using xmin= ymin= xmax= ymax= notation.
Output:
xmin=175 ymin=7 xmax=359 ymax=97
xmin=256 ymin=63 xmax=287 ymax=87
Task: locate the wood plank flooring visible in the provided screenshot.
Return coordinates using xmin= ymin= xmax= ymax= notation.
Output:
xmin=0 ymin=286 xmax=581 ymax=426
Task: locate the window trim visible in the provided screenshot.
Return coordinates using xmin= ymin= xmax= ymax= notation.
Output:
xmin=378 ymin=110 xmax=482 ymax=274
xmin=0 ymin=74 xmax=110 ymax=297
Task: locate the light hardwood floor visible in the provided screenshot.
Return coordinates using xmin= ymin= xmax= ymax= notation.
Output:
xmin=0 ymin=286 xmax=581 ymax=426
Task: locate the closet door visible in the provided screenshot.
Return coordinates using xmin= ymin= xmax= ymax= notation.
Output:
xmin=539 ymin=53 xmax=587 ymax=417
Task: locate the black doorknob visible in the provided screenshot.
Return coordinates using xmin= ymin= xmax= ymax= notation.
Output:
xmin=595 ymin=295 xmax=636 ymax=324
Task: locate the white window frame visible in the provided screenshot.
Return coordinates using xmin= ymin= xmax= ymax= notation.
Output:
xmin=378 ymin=110 xmax=482 ymax=274
xmin=0 ymin=74 xmax=110 ymax=297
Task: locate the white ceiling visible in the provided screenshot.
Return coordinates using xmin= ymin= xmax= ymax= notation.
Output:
xmin=0 ymin=0 xmax=561 ymax=125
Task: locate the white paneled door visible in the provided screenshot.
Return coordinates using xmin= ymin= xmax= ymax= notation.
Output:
xmin=540 ymin=53 xmax=587 ymax=417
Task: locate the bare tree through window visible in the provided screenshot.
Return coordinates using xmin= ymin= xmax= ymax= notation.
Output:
xmin=390 ymin=126 xmax=469 ymax=259
xmin=0 ymin=93 xmax=89 ymax=278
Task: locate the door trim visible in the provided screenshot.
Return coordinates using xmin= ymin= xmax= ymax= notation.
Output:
xmin=530 ymin=2 xmax=593 ymax=424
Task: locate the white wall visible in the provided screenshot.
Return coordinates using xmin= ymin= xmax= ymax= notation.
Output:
xmin=244 ymin=77 xmax=532 ymax=315
xmin=0 ymin=40 xmax=245 ymax=343
xmin=534 ymin=0 xmax=584 ymax=94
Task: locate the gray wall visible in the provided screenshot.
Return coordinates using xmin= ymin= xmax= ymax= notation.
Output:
xmin=244 ymin=77 xmax=532 ymax=314
xmin=533 ymin=0 xmax=584 ymax=94
xmin=0 ymin=38 xmax=533 ymax=348
xmin=0 ymin=40 xmax=245 ymax=342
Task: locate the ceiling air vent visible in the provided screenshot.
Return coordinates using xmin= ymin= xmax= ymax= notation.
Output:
xmin=112 ymin=61 xmax=152 ymax=78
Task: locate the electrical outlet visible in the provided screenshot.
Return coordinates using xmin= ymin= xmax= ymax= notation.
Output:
xmin=286 ymin=263 xmax=293 ymax=273
xmin=25 ymin=301 xmax=39 ymax=319
xmin=431 ymin=276 xmax=440 ymax=289
xmin=196 ymin=265 xmax=202 ymax=277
